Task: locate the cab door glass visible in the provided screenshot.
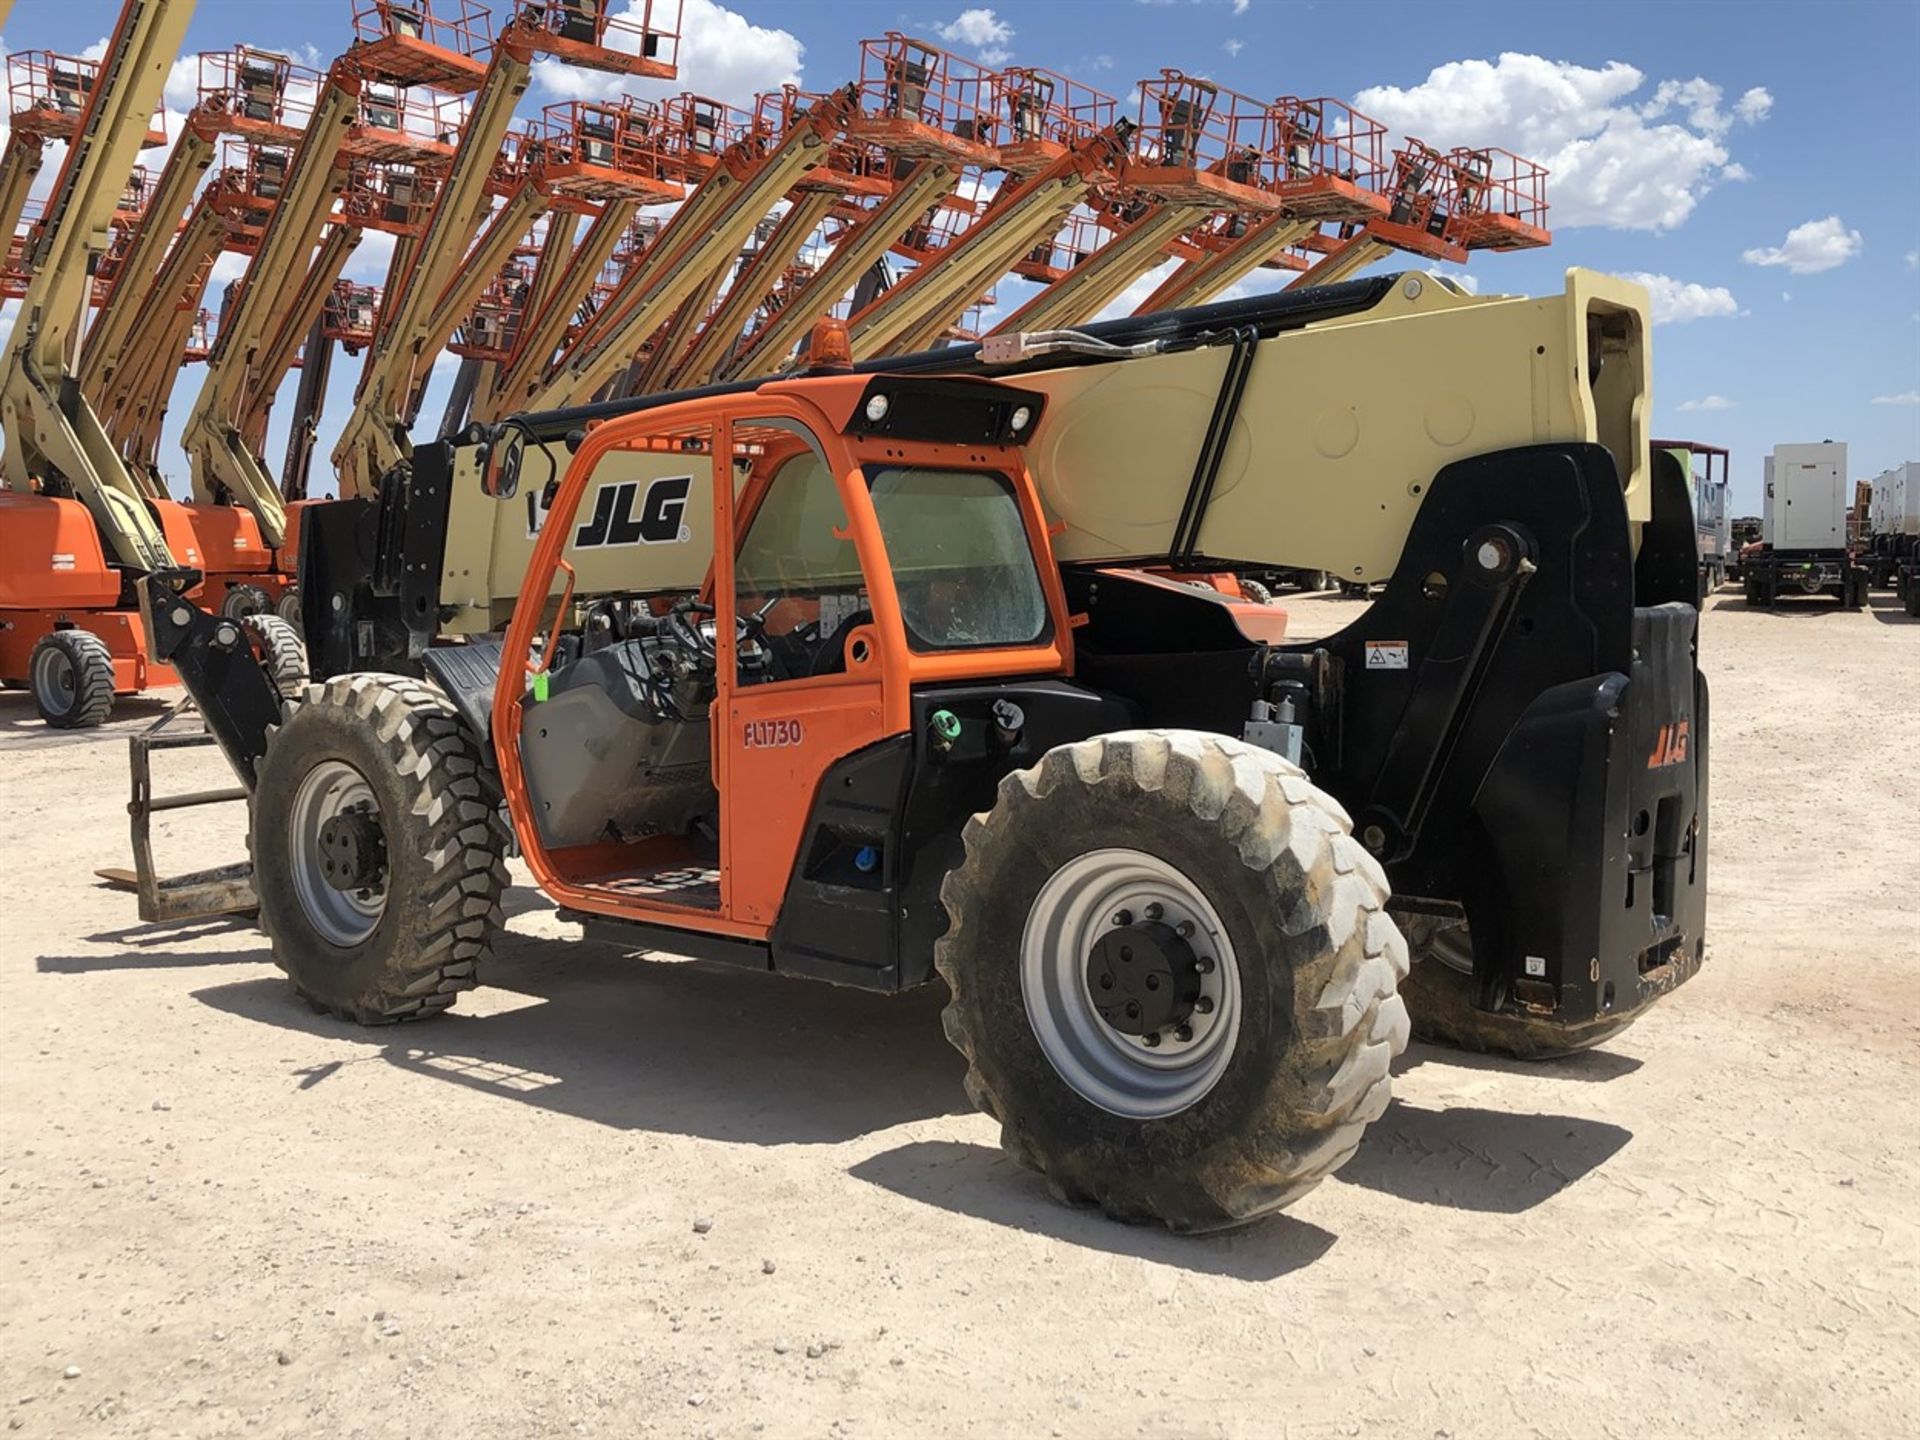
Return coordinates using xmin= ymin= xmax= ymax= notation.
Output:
xmin=733 ymin=451 xmax=869 ymax=684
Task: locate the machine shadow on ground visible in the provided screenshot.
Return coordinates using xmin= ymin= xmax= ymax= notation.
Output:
xmin=0 ymin=690 xmax=175 ymax=743
xmin=847 ymin=1139 xmax=1340 ymax=1281
xmin=187 ymin=927 xmax=975 ymax=1147
xmin=41 ymin=910 xmax=1637 ymax=1269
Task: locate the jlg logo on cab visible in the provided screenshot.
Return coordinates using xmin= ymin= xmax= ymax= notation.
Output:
xmin=744 ymin=718 xmax=805 ymax=749
xmin=1647 ymin=719 xmax=1689 ymax=769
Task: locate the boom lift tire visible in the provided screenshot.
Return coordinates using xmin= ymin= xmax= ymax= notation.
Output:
xmin=1398 ymin=923 xmax=1637 ymax=1060
xmin=936 ymin=730 xmax=1410 ymax=1232
xmin=249 ymin=675 xmax=508 ymax=1024
xmin=275 ymin=589 xmax=302 ymax=626
xmin=1295 ymin=570 xmax=1328 ymax=593
xmin=240 ymin=613 xmax=308 ymax=698
xmin=221 ymin=584 xmax=271 ymax=620
xmin=30 ymin=630 xmax=116 ymax=729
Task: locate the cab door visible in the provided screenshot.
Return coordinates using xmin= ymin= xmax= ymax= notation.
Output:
xmin=712 ymin=415 xmax=895 ymax=928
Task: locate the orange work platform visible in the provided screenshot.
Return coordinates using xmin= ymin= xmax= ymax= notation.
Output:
xmin=1448 ymin=146 xmax=1551 ymax=250
xmin=530 ymin=99 xmax=686 ymax=204
xmin=995 ymin=67 xmax=1117 ymax=177
xmin=1267 ymin=97 xmax=1392 ymax=222
xmin=850 ymin=34 xmax=1000 ymax=169
xmin=7 ymin=50 xmax=168 ymax=146
xmin=1119 ymin=71 xmax=1285 ymax=212
xmin=191 ymin=46 xmax=323 ymax=146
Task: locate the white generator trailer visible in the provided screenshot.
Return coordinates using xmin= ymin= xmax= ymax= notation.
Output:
xmin=1748 ymin=442 xmax=1869 ymax=609
xmin=1862 ymin=462 xmax=1919 ymax=606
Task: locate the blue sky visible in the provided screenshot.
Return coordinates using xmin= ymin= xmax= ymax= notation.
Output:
xmin=4 ymin=0 xmax=1916 ymax=512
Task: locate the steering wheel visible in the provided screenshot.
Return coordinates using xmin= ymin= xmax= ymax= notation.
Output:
xmin=807 ymin=609 xmax=874 ymax=677
xmin=664 ymin=597 xmax=715 ymax=661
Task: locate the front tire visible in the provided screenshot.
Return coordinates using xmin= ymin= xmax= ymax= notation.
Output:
xmin=936 ymin=731 xmax=1410 ymax=1232
xmin=1398 ymin=923 xmax=1638 ymax=1059
xmin=30 ymin=630 xmax=115 ymax=729
xmin=250 ymin=674 xmax=508 ymax=1023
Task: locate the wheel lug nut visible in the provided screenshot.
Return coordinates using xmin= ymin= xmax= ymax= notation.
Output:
xmin=1174 ymin=1025 xmax=1193 ymax=1043
xmin=1111 ymin=909 xmax=1133 ymax=927
xmin=1195 ymin=995 xmax=1215 ymax=1014
xmin=1142 ymin=1031 xmax=1162 ymax=1048
xmin=1176 ymin=921 xmax=1194 ymax=938
xmin=1144 ymin=902 xmax=1163 ymax=921
xmin=1195 ymin=955 xmax=1215 ymax=975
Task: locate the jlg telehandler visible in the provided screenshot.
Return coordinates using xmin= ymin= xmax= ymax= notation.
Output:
xmin=146 ymin=272 xmax=1709 ymax=1230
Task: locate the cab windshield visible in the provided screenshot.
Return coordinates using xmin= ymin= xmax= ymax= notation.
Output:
xmin=864 ymin=466 xmax=1050 ymax=652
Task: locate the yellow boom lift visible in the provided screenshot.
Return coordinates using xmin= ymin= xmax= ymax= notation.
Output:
xmin=0 ymin=0 xmax=198 ymax=727
xmin=174 ymin=0 xmax=492 ymax=574
xmin=493 ymin=83 xmax=859 ymax=417
xmin=330 ymin=0 xmax=682 ymax=500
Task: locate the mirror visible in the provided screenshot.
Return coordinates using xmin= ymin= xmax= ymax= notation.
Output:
xmin=482 ymin=427 xmax=524 ymax=499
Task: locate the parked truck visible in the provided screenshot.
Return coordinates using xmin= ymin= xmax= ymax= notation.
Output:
xmin=1745 ymin=442 xmax=1869 ymax=609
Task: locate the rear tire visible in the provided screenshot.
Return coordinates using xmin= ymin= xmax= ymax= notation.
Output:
xmin=250 ymin=674 xmax=508 ymax=1023
xmin=29 ymin=630 xmax=115 ymax=729
xmin=274 ymin=588 xmax=302 ymax=625
xmin=240 ymin=613 xmax=308 ymax=698
xmin=222 ymin=583 xmax=271 ymax=619
xmin=1295 ymin=570 xmax=1328 ymax=592
xmin=1239 ymin=577 xmax=1273 ymax=605
xmin=1398 ymin=923 xmax=1638 ymax=1059
xmin=937 ymin=730 xmax=1410 ymax=1232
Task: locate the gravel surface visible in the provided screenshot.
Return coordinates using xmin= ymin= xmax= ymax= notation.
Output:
xmin=1 ymin=588 xmax=1915 ymax=1438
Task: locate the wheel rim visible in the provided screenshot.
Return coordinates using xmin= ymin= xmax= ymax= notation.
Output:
xmin=32 ymin=644 xmax=76 ymax=714
xmin=1020 ymin=848 xmax=1242 ymax=1120
xmin=1428 ymin=924 xmax=1474 ymax=976
xmin=287 ymin=759 xmax=388 ymax=946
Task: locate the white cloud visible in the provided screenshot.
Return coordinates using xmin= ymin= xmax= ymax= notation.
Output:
xmin=1234 ymin=0 xmax=1252 ymax=12
xmin=1429 ymin=267 xmax=1479 ymax=294
xmin=1905 ymin=249 xmax=1918 ymax=271
xmin=939 ymin=9 xmax=1014 ymax=65
xmin=535 ymin=0 xmax=803 ymax=107
xmin=1871 ymin=391 xmax=1920 ymax=406
xmin=1355 ymin=53 xmax=1769 ymax=231
xmin=207 ymin=250 xmax=251 ymax=288
xmin=1734 ymin=87 xmax=1772 ymax=123
xmin=1224 ymin=39 xmax=1244 ymax=58
xmin=1677 ymin=395 xmax=1737 ymax=412
xmin=1094 ymin=258 xmax=1181 ymax=322
xmin=1741 ymin=215 xmax=1863 ymax=274
xmin=164 ymin=55 xmax=201 ymax=114
xmin=341 ymin=228 xmax=397 ymax=283
xmin=1642 ymin=77 xmax=1767 ymax=137
xmin=1622 ymin=271 xmax=1740 ymax=323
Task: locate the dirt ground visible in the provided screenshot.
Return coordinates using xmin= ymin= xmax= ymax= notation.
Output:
xmin=1 ymin=587 xmax=1915 ymax=1439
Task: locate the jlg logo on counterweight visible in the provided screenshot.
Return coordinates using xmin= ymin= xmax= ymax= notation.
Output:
xmin=1647 ymin=719 xmax=1690 ymax=769
xmin=573 ymin=475 xmax=692 ymax=548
